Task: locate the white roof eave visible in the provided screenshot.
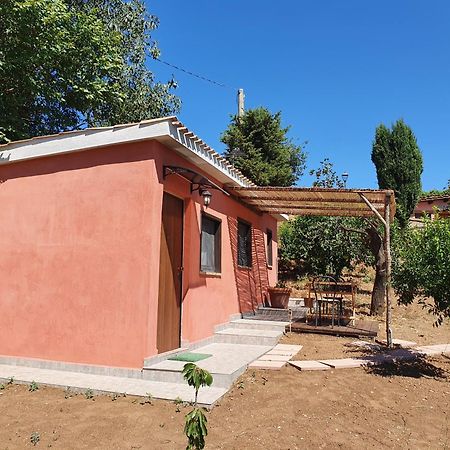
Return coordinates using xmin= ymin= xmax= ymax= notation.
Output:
xmin=0 ymin=117 xmax=254 ymax=189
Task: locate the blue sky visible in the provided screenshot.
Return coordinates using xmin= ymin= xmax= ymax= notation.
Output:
xmin=149 ymin=1 xmax=449 ymax=191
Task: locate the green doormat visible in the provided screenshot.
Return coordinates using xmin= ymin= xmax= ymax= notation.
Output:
xmin=168 ymin=352 xmax=212 ymax=362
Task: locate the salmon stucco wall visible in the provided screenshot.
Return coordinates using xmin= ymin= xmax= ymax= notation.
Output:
xmin=0 ymin=139 xmax=278 ymax=368
xmin=153 ymin=141 xmax=278 ymax=346
xmin=0 ymin=142 xmax=163 ymax=368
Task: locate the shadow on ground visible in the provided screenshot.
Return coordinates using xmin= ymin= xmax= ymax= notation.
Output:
xmin=365 ymin=355 xmax=449 ymax=380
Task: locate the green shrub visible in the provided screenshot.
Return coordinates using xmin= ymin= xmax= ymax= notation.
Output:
xmin=392 ymin=215 xmax=450 ymax=324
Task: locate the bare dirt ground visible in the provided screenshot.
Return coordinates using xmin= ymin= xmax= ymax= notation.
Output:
xmin=1 ymin=296 xmax=449 ymax=449
xmin=284 ymin=273 xmax=450 ymax=359
xmin=281 ymin=300 xmax=450 ymax=361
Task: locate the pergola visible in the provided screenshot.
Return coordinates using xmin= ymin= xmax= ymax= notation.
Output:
xmin=230 ymin=186 xmax=396 ymax=347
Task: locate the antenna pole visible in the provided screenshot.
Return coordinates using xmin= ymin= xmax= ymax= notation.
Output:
xmin=237 ymin=88 xmax=245 ymax=117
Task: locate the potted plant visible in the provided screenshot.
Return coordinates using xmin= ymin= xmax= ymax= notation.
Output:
xmin=268 ymin=281 xmax=291 ymax=309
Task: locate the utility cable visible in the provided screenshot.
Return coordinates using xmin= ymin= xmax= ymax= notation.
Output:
xmin=154 ymin=57 xmax=237 ymax=90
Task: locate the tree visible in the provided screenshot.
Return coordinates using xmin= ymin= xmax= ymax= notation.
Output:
xmin=309 ymin=158 xmax=345 ymax=188
xmin=221 ymin=108 xmax=306 ymax=186
xmin=279 ymin=159 xmax=371 ymax=279
xmin=0 ymin=0 xmax=180 ymax=143
xmin=392 ymin=216 xmax=450 ymax=324
xmin=68 ymin=0 xmax=180 ymax=126
xmin=368 ymin=119 xmax=423 ymax=313
xmin=371 ymin=119 xmax=423 ymax=228
xmin=279 ymin=215 xmax=371 ymax=278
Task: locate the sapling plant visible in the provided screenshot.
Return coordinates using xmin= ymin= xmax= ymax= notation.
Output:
xmin=174 ymin=396 xmax=184 ymax=413
xmin=84 ymin=388 xmax=94 ymax=399
xmin=182 ymin=363 xmax=213 ymax=450
xmin=140 ymin=392 xmax=153 ymax=405
xmin=30 ymin=432 xmax=40 ymax=446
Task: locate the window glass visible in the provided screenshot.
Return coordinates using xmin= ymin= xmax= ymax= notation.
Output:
xmin=201 ymin=215 xmax=221 ymax=273
xmin=266 ymin=229 xmax=273 ymax=266
xmin=237 ymin=220 xmax=252 ymax=267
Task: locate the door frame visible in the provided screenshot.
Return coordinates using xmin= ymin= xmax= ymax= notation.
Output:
xmin=157 ymin=191 xmax=185 ymax=352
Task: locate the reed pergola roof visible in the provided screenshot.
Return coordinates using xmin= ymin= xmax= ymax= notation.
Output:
xmin=230 ymin=185 xmax=396 ymax=348
xmin=230 ymin=186 xmax=396 ymax=220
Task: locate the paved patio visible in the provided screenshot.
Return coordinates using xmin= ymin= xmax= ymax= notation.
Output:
xmin=0 ymin=318 xmax=291 ymax=407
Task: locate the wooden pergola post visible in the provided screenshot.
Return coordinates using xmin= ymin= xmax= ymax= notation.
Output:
xmin=384 ymin=192 xmax=393 ymax=348
xmin=358 ymin=193 xmax=393 ymax=348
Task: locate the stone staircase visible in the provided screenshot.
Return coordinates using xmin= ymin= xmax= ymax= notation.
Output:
xmin=243 ymin=304 xmax=309 ymax=322
xmin=142 ymin=318 xmax=288 ymax=397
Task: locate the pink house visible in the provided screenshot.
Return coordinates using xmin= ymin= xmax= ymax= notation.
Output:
xmin=411 ymin=194 xmax=450 ymax=227
xmin=0 ymin=117 xmax=279 ymax=369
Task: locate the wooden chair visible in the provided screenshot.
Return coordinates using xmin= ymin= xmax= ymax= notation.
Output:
xmin=311 ymin=276 xmax=344 ymax=327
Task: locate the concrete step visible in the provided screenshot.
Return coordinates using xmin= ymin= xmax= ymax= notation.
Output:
xmin=142 ymin=363 xmax=242 ymax=388
xmin=214 ymin=327 xmax=282 ymax=346
xmin=142 ymin=347 xmax=189 ymax=367
xmin=143 ymin=342 xmax=272 ymax=388
xmin=288 ymin=298 xmax=305 ymax=307
xmin=227 ymin=318 xmax=288 ymax=332
xmin=245 ymin=307 xmax=291 ymax=321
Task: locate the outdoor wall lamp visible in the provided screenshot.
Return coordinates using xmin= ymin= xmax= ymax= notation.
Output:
xmin=162 ymin=165 xmax=229 ymax=208
xmin=342 ymin=172 xmax=349 ymax=188
xmin=200 ymin=189 xmax=212 ymax=207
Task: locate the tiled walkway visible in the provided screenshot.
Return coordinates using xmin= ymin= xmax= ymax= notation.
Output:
xmin=0 ymin=363 xmax=228 ymax=407
xmin=249 ymin=344 xmax=303 ymax=369
xmin=289 ymin=343 xmax=450 ymax=371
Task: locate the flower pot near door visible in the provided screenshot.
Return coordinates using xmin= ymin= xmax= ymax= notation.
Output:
xmin=268 ymin=287 xmax=291 ymax=309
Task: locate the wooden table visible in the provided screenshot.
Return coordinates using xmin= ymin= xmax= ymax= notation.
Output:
xmin=306 ymin=280 xmax=358 ymax=326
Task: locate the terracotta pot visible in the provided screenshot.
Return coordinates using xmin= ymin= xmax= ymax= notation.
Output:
xmin=268 ymin=287 xmax=291 ymax=309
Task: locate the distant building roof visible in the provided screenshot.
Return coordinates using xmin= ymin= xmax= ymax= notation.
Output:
xmin=419 ymin=194 xmax=450 ymax=202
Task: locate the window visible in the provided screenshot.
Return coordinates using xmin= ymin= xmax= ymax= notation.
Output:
xmin=237 ymin=220 xmax=252 ymax=267
xmin=200 ymin=214 xmax=221 ymax=273
xmin=266 ymin=229 xmax=273 ymax=267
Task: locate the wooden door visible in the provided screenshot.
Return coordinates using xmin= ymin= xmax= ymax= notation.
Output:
xmin=157 ymin=193 xmax=183 ymax=353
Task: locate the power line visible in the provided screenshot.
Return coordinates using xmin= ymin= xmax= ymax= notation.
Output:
xmin=154 ymin=57 xmax=237 ymax=90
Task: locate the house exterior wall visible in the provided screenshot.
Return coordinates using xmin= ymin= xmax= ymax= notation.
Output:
xmin=0 ymin=140 xmax=277 ymax=368
xmin=413 ymin=198 xmax=450 ymax=218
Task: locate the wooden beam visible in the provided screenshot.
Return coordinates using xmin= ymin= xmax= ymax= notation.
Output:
xmin=359 ymin=193 xmax=387 ymax=227
xmin=236 ymin=196 xmax=385 ymax=204
xmin=257 ymin=209 xmax=379 ymax=218
xmin=243 ymin=203 xmax=383 ymax=212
